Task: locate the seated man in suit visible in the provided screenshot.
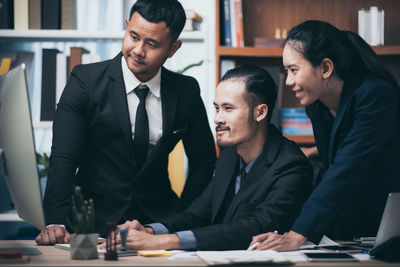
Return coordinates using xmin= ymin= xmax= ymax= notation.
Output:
xmin=35 ymin=0 xmax=216 ymax=245
xmin=100 ymin=65 xmax=313 ymax=250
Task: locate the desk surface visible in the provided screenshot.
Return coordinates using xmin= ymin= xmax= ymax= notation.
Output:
xmin=0 ymin=240 xmax=399 ymax=267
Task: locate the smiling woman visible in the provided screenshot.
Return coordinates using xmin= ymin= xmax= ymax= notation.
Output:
xmin=252 ymin=20 xmax=400 ymax=252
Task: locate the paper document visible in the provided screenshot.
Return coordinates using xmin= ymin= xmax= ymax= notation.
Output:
xmin=196 ymin=250 xmax=289 ymax=265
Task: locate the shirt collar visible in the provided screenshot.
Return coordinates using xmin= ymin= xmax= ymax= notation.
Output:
xmin=240 ymin=151 xmax=261 ymax=174
xmin=121 ymin=55 xmax=161 ymax=98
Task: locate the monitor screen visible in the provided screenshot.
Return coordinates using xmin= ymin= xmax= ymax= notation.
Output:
xmin=0 ymin=64 xmax=45 ymax=230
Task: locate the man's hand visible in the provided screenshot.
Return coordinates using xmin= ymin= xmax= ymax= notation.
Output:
xmin=98 ymin=229 xmax=179 ymax=250
xmin=249 ymin=231 xmax=306 ymax=251
xmin=35 ymin=225 xmax=70 ymax=245
xmin=117 ymin=220 xmax=154 ymax=234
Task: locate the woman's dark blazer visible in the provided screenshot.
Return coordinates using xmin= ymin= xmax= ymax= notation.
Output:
xmin=291 ymin=76 xmax=400 ymax=244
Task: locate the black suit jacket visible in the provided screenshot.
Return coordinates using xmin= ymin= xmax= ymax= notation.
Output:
xmin=43 ymin=53 xmax=216 ymax=233
xmin=160 ymin=125 xmax=313 ymax=250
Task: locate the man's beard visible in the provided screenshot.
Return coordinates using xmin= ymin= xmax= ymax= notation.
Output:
xmin=216 ymin=124 xmax=234 ymax=148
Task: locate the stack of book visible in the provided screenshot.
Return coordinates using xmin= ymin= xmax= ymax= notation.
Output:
xmin=0 ymin=0 xmax=126 ymax=31
xmin=221 ymin=0 xmax=244 ymax=47
xmin=280 ymin=108 xmax=313 ymax=136
xmin=0 ymin=0 xmax=76 ymax=30
xmin=40 ymin=47 xmax=101 ymax=121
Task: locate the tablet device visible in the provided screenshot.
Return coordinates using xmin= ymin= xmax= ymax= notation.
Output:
xmin=303 ymin=252 xmax=359 ymax=262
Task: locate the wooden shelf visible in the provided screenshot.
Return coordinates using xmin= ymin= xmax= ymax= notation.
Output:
xmin=284 ymin=135 xmax=315 ymax=145
xmin=0 ymin=29 xmax=206 ymax=42
xmin=372 ymin=45 xmax=400 ymax=55
xmin=217 ymin=45 xmax=400 ymax=58
xmin=217 ymin=46 xmax=283 ymax=57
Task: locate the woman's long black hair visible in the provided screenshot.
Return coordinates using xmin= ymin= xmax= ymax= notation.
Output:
xmin=283 ymin=20 xmax=399 ymax=90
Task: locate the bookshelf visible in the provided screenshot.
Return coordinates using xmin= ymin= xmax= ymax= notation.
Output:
xmin=0 ymin=29 xmax=206 ymax=42
xmin=216 ymin=0 xmax=400 ymax=145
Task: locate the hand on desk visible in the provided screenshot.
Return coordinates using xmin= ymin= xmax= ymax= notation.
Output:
xmin=249 ymin=230 xmax=306 ymax=251
xmin=35 ymin=225 xmax=70 ymax=245
xmin=118 ymin=219 xmax=154 ymax=234
xmin=98 ymin=227 xmax=179 ymax=251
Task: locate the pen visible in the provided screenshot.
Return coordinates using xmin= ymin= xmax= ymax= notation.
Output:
xmin=247 ymin=230 xmax=278 ymax=250
xmin=247 ymin=242 xmax=260 ymax=251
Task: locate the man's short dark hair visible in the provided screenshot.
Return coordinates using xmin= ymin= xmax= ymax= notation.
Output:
xmin=221 ymin=65 xmax=277 ymax=122
xmin=129 ymin=0 xmax=186 ymax=41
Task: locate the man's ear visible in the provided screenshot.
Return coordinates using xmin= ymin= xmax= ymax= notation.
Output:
xmin=254 ymin=104 xmax=268 ymax=122
xmin=125 ymin=18 xmax=129 ymax=29
xmin=321 ymin=58 xmax=334 ymax=79
xmin=168 ymin=40 xmax=182 ymax=58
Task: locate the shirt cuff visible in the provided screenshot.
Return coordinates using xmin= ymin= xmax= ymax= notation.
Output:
xmin=145 ymin=223 xmax=170 ymax=235
xmin=175 ymin=230 xmax=198 ymax=250
xmin=46 ymin=224 xmax=66 ymax=228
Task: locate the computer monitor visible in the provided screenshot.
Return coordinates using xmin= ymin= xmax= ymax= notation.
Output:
xmin=0 ymin=64 xmax=45 ymax=230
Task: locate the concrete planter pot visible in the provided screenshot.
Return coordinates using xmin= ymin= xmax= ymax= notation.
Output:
xmin=70 ymin=233 xmax=99 ymax=260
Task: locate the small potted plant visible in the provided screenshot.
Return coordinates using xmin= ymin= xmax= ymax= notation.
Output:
xmin=67 ymin=186 xmax=98 ymax=260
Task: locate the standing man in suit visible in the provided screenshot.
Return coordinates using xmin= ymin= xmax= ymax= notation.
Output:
xmin=100 ymin=65 xmax=313 ymax=251
xmin=36 ymin=0 xmax=216 ymax=245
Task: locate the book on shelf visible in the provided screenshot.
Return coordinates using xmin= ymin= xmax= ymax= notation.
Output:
xmin=222 ymin=0 xmax=244 ymax=47
xmin=56 ymin=53 xmax=67 ymax=104
xmin=28 ymin=0 xmax=41 ymax=29
xmin=232 ymin=0 xmax=244 ymax=47
xmin=229 ymin=0 xmax=237 ymax=47
xmin=221 ymin=0 xmax=232 ymax=46
xmin=13 ymin=0 xmax=29 ymax=30
xmin=0 ymin=0 xmax=14 ymax=29
xmin=41 ymin=0 xmax=61 ymax=29
xmin=61 ymin=0 xmax=76 ymax=29
xmin=280 ymin=108 xmax=313 ymax=136
xmin=0 ymin=58 xmax=12 ymax=75
xmin=69 ymin=46 xmax=89 ymax=76
xmin=41 ymin=49 xmax=60 ymax=121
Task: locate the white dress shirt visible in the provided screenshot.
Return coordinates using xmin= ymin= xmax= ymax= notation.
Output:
xmin=121 ymin=55 xmax=163 ymax=145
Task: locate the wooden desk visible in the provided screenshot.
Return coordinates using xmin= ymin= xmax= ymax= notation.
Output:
xmin=0 ymin=240 xmax=398 ymax=267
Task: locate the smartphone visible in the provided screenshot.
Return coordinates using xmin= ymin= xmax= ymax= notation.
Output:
xmin=320 ymin=245 xmax=366 ymax=253
xmin=303 ymin=252 xmax=359 ymax=262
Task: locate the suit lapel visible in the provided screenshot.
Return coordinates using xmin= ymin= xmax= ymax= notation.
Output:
xmin=106 ymin=53 xmax=136 ymax=163
xmin=211 ymin=150 xmax=239 ymax=221
xmin=160 ymin=68 xmax=177 ymax=135
xmin=328 ymin=78 xmax=359 ymax=163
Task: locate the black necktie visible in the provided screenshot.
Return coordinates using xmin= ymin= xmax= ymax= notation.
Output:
xmin=133 ymin=84 xmax=149 ymax=167
xmin=240 ymin=166 xmax=247 ymax=187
